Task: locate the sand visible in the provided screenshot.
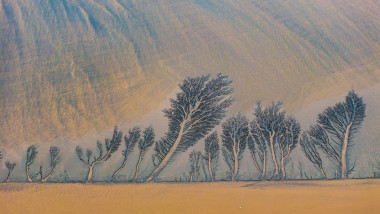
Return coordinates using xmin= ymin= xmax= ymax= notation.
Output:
xmin=0 ymin=179 xmax=379 ymax=214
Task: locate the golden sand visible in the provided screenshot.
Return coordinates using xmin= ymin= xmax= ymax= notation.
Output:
xmin=0 ymin=179 xmax=379 ymax=214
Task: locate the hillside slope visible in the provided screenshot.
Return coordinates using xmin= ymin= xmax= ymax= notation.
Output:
xmin=1 ymin=0 xmax=380 ymax=145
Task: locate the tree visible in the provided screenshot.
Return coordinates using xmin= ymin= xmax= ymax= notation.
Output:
xmin=38 ymin=146 xmax=60 ymax=183
xmin=278 ymin=116 xmax=300 ymax=179
xmin=221 ymin=113 xmax=249 ymax=181
xmin=134 ymin=126 xmax=155 ymax=182
xmin=112 ymin=127 xmax=140 ymax=179
xmin=248 ymin=120 xmax=267 ymax=180
xmin=76 ymin=126 xmax=122 ymax=182
xmin=300 ymin=132 xmax=326 ymax=179
xmin=253 ymin=102 xmax=285 ymax=179
xmin=316 ymin=91 xmax=366 ymax=179
xmin=5 ymin=161 xmax=16 ymax=183
xmin=204 ymin=131 xmax=220 ymax=182
xmin=189 ymin=150 xmax=203 ymax=182
xmin=147 ymin=74 xmax=233 ymax=182
xmin=26 ymin=145 xmax=38 ymax=182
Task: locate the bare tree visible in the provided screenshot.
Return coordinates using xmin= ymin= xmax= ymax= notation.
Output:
xmin=204 ymin=131 xmax=220 ymax=182
xmin=253 ymin=102 xmax=285 ymax=179
xmin=248 ymin=120 xmax=267 ymax=180
xmin=76 ymin=126 xmax=122 ymax=182
xmin=5 ymin=161 xmax=16 ymax=183
xmin=134 ymin=126 xmax=155 ymax=182
xmin=300 ymin=132 xmax=326 ymax=179
xmin=316 ymin=91 xmax=366 ymax=179
xmin=221 ymin=113 xmax=249 ymax=181
xmin=26 ymin=145 xmax=38 ymax=182
xmin=38 ymin=146 xmax=61 ymax=183
xmin=112 ymin=127 xmax=140 ymax=179
xmin=278 ymin=116 xmax=300 ymax=179
xmin=147 ymin=74 xmax=233 ymax=182
xmin=189 ymin=150 xmax=203 ymax=182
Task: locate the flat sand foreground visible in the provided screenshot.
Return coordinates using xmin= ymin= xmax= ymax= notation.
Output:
xmin=0 ymin=179 xmax=379 ymax=214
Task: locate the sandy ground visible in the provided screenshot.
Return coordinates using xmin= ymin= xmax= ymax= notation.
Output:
xmin=0 ymin=179 xmax=379 ymax=214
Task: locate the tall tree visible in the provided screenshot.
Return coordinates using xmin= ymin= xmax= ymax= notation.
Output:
xmin=253 ymin=102 xmax=285 ymax=179
xmin=300 ymin=132 xmax=326 ymax=179
xmin=204 ymin=132 xmax=220 ymax=182
xmin=317 ymin=90 xmax=366 ymax=179
xmin=189 ymin=150 xmax=203 ymax=182
xmin=76 ymin=126 xmax=122 ymax=182
xmin=278 ymin=116 xmax=300 ymax=179
xmin=221 ymin=113 xmax=249 ymax=181
xmin=147 ymin=74 xmax=233 ymax=182
xmin=5 ymin=161 xmax=16 ymax=183
xmin=112 ymin=127 xmax=141 ymax=179
xmin=134 ymin=126 xmax=155 ymax=182
xmin=26 ymin=145 xmax=38 ymax=182
xmin=39 ymin=146 xmax=61 ymax=183
xmin=249 ymin=120 xmax=267 ymax=180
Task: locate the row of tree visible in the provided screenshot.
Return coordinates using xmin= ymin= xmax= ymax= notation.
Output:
xmin=0 ymin=74 xmax=366 ymax=182
xmin=186 ymin=89 xmax=365 ymax=181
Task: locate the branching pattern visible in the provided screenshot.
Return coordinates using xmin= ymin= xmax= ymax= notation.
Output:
xmin=77 ymin=126 xmax=122 ymax=182
xmin=316 ymin=91 xmax=366 ymax=179
xmin=147 ymin=74 xmax=233 ymax=182
xmin=300 ymin=132 xmax=326 ymax=179
xmin=112 ymin=127 xmax=140 ymax=179
xmin=222 ymin=113 xmax=249 ymax=181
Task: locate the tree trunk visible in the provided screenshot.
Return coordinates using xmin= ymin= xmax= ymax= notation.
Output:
xmin=269 ymin=132 xmax=279 ymax=179
xmin=134 ymin=151 xmax=143 ymax=182
xmin=232 ymin=139 xmax=239 ymax=181
xmin=39 ymin=166 xmax=43 ymax=182
xmin=341 ymin=123 xmax=352 ymax=179
xmin=86 ymin=165 xmax=94 ymax=182
xmin=146 ymin=121 xmax=186 ymax=182
xmin=281 ymin=150 xmax=286 ymax=179
xmin=262 ymin=152 xmax=266 ymax=179
xmin=196 ymin=171 xmax=199 ymax=182
xmin=26 ymin=164 xmax=32 ymax=182
xmin=112 ymin=156 xmax=128 ymax=179
xmin=320 ymin=165 xmax=326 ymax=179
xmin=208 ymin=152 xmax=214 ymax=182
xmin=6 ymin=170 xmax=11 ymax=183
xmin=190 ymin=173 xmax=193 ymax=182
xmin=41 ymin=168 xmax=55 ymax=183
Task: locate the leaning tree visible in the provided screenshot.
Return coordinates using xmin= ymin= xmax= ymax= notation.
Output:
xmin=221 ymin=113 xmax=249 ymax=181
xmin=278 ymin=116 xmax=300 ymax=179
xmin=39 ymin=146 xmax=61 ymax=183
xmin=26 ymin=145 xmax=38 ymax=182
xmin=253 ymin=102 xmax=285 ymax=179
xmin=134 ymin=126 xmax=155 ymax=182
xmin=76 ymin=126 xmax=122 ymax=182
xmin=316 ymin=90 xmax=366 ymax=179
xmin=204 ymin=131 xmax=220 ymax=182
xmin=147 ymin=74 xmax=233 ymax=182
xmin=112 ymin=127 xmax=141 ymax=179
xmin=300 ymin=132 xmax=326 ymax=179
xmin=249 ymin=120 xmax=267 ymax=180
xmin=5 ymin=161 xmax=16 ymax=183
